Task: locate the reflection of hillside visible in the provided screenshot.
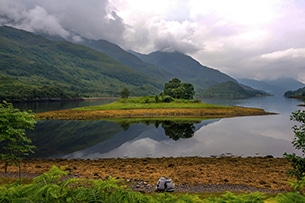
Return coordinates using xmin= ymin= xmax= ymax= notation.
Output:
xmin=63 ymin=119 xmax=220 ymax=159
xmin=28 ymin=120 xmax=122 ymax=158
xmin=64 ymin=124 xmax=157 ymax=159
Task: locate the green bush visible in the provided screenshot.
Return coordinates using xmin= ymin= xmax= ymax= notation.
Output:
xmin=162 ymin=95 xmax=173 ymax=103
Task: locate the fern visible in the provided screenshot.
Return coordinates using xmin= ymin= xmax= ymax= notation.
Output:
xmin=276 ymin=192 xmax=305 ymax=203
xmin=205 ymin=191 xmax=265 ymax=203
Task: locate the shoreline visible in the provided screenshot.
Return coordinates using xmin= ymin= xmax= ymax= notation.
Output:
xmin=0 ymin=156 xmax=292 ymax=193
xmin=9 ymin=96 xmax=118 ymax=104
xmin=35 ymin=106 xmax=274 ymax=120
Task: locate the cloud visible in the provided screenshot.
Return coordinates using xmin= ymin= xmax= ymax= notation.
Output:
xmin=0 ymin=0 xmax=305 ymax=82
xmin=261 ymin=48 xmax=305 ymax=59
xmin=0 ymin=1 xmax=69 ymax=38
xmin=0 ymin=0 xmax=126 ymax=43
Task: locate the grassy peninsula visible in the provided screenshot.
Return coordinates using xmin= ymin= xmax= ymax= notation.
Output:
xmin=35 ymin=96 xmax=273 ymax=120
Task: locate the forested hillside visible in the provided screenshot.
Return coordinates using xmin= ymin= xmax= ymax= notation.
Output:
xmin=0 ymin=26 xmax=272 ymax=101
xmin=0 ymin=26 xmax=162 ymax=101
xmin=80 ymin=39 xmax=173 ymax=82
xmin=201 ymin=81 xmax=269 ymax=98
xmin=131 ymin=51 xmax=237 ymax=91
xmin=284 ymin=86 xmax=305 ymax=99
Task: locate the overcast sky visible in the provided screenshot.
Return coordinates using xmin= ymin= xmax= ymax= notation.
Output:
xmin=1 ymin=0 xmax=305 ymax=82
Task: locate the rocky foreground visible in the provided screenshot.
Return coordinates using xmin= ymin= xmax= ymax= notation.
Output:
xmin=0 ymin=157 xmax=293 ymax=193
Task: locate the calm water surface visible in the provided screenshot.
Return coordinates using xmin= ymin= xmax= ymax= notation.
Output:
xmin=27 ymin=96 xmax=304 ymax=159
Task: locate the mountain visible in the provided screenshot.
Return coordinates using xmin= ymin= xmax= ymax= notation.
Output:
xmin=284 ymin=87 xmax=305 ymax=99
xmin=0 ymin=26 xmax=273 ymax=101
xmin=266 ymin=77 xmax=305 ymax=92
xmin=201 ymin=81 xmax=270 ymax=98
xmin=237 ymin=77 xmax=305 ymax=96
xmin=129 ymin=51 xmax=237 ymax=92
xmin=0 ymin=26 xmax=162 ymax=100
xmin=38 ymin=29 xmax=263 ymax=98
xmin=79 ymin=39 xmax=173 ymax=82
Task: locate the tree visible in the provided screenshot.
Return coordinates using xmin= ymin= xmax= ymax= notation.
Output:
xmin=163 ymin=78 xmax=195 ymax=100
xmin=0 ymin=101 xmax=36 ymax=179
xmin=182 ymin=83 xmax=195 ymax=100
xmin=120 ymin=88 xmax=130 ymax=99
xmin=284 ymin=110 xmax=305 ymax=182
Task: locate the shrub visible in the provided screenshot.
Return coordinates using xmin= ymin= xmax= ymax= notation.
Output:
xmin=284 ymin=110 xmax=305 ymax=192
xmin=162 ymin=95 xmax=173 ymax=103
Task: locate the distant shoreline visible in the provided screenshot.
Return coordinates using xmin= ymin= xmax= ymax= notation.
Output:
xmin=8 ymin=97 xmax=118 ymax=103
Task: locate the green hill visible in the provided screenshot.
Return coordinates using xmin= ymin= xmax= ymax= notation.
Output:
xmin=284 ymin=87 xmax=305 ymax=99
xmin=0 ymin=26 xmax=162 ymax=101
xmin=201 ymin=81 xmax=269 ymax=98
xmin=80 ymin=39 xmax=173 ymax=82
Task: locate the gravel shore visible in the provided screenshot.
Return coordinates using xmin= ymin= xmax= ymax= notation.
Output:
xmin=0 ymin=157 xmax=293 ymax=193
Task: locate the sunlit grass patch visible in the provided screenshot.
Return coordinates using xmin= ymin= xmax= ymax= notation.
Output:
xmin=76 ymin=96 xmax=226 ymax=111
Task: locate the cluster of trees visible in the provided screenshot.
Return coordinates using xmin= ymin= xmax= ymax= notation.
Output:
xmin=163 ymin=78 xmax=195 ymax=100
xmin=121 ymin=78 xmax=195 ymax=101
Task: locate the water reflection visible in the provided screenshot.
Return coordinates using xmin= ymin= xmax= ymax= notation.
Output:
xmin=61 ymin=119 xmax=218 ymax=159
xmin=118 ymin=120 xmax=202 ymax=140
xmin=28 ymin=120 xmax=123 ymax=158
xmin=26 ymin=96 xmax=305 ymax=159
xmin=29 ymin=119 xmax=208 ymax=158
xmin=161 ymin=121 xmax=197 ymax=140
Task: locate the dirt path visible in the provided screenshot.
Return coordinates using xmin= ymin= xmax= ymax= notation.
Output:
xmin=0 ymin=157 xmax=293 ymax=193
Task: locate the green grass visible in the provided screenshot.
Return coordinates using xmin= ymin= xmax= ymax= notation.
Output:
xmin=76 ymin=96 xmax=226 ymax=110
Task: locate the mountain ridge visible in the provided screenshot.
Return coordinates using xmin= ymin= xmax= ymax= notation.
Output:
xmin=201 ymin=81 xmax=270 ymax=98
xmin=79 ymin=39 xmax=173 ymax=82
xmin=0 ymin=26 xmax=162 ymax=100
xmin=131 ymin=50 xmax=237 ymax=92
xmin=0 ymin=25 xmax=280 ymax=100
xmin=237 ymin=77 xmax=305 ymax=96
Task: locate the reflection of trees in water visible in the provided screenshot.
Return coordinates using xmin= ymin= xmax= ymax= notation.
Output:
xmin=119 ymin=122 xmax=130 ymax=131
xmin=161 ymin=121 xmax=196 ymax=141
xmin=119 ymin=120 xmax=200 ymax=141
